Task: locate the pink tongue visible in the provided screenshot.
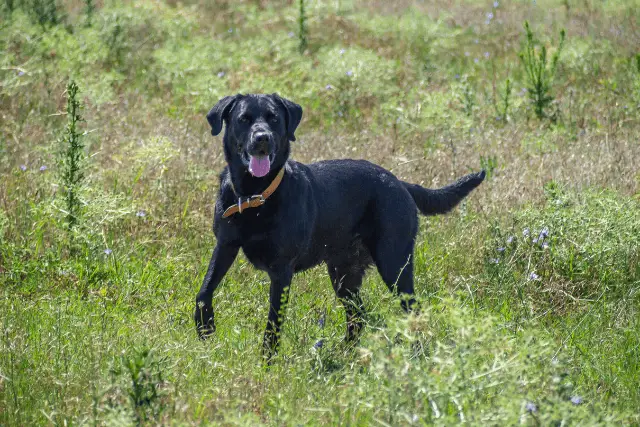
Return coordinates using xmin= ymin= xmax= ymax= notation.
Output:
xmin=249 ymin=155 xmax=270 ymax=177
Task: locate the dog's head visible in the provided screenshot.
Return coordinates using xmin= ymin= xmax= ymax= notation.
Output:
xmin=206 ymin=93 xmax=302 ymax=178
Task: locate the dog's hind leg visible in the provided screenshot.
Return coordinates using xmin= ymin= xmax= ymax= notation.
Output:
xmin=328 ymin=264 xmax=366 ymax=341
xmin=371 ymin=239 xmax=418 ymax=313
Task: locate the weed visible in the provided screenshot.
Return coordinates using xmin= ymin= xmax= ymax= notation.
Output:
xmin=519 ymin=21 xmax=566 ymax=120
xmin=58 ymin=81 xmax=85 ymax=232
xmin=298 ymin=0 xmax=307 ymax=54
xmin=494 ymin=78 xmax=512 ymax=122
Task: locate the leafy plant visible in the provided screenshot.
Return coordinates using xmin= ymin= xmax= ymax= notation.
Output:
xmin=298 ymin=0 xmax=307 ymax=53
xmin=84 ymin=0 xmax=95 ymax=27
xmin=494 ymin=78 xmax=512 ymax=122
xmin=58 ymin=81 xmax=85 ymax=231
xmin=111 ymin=347 xmax=165 ymax=424
xmin=519 ymin=21 xmax=566 ymax=120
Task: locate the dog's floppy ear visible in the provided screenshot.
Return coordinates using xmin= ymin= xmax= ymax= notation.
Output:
xmin=206 ymin=94 xmax=240 ymax=136
xmin=271 ymin=93 xmax=303 ymax=142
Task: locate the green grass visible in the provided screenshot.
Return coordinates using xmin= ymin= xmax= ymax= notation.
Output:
xmin=1 ymin=0 xmax=640 ymax=424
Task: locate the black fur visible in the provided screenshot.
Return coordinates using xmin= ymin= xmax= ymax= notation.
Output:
xmin=194 ymin=93 xmax=485 ymax=361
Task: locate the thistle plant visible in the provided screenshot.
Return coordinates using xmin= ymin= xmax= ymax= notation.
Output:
xmin=494 ymin=78 xmax=512 ymax=122
xmin=59 ymin=81 xmax=84 ymax=231
xmin=298 ymin=0 xmax=308 ymax=53
xmin=519 ymin=21 xmax=566 ymax=120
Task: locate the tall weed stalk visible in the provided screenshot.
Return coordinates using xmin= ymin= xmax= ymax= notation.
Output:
xmin=519 ymin=21 xmax=565 ymax=120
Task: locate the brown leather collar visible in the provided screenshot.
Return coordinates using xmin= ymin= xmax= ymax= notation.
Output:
xmin=222 ymin=168 xmax=285 ymax=218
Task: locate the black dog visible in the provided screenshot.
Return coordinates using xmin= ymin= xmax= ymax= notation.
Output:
xmin=194 ymin=93 xmax=485 ymax=359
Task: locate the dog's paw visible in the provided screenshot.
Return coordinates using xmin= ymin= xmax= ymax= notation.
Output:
xmin=194 ymin=302 xmax=216 ymax=340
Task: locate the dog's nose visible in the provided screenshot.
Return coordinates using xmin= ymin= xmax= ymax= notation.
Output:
xmin=251 ymin=132 xmax=272 ymax=155
xmin=254 ymin=132 xmax=269 ymax=144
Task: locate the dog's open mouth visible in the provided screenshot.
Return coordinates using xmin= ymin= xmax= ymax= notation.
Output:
xmin=241 ymin=152 xmax=275 ymax=177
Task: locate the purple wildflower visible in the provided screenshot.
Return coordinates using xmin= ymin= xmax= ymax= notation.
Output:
xmin=570 ymin=396 xmax=583 ymax=405
xmin=525 ymin=402 xmax=537 ymax=413
xmin=288 ymin=31 xmax=294 ymax=38
xmin=325 ymin=84 xmax=333 ymax=90
xmin=346 ymin=70 xmax=353 ymax=77
xmin=487 ymin=12 xmax=494 ymax=19
xmin=318 ymin=314 xmax=325 ymax=328
xmin=217 ymin=71 xmax=225 ymax=78
xmin=104 ymin=248 xmax=113 ymax=255
xmin=506 ymin=236 xmax=514 ymax=244
xmin=490 ymin=258 xmax=500 ymax=264
xmin=228 ymin=28 xmax=233 ymax=33
xmin=523 ymin=228 xmax=530 ymax=237
xmin=20 ymin=164 xmax=27 ymax=171
xmin=528 ymin=272 xmax=539 ymax=281
xmin=313 ymin=339 xmax=324 ymax=349
xmin=474 ymin=58 xmax=479 ymax=64
xmin=542 ymin=242 xmax=549 ymax=249
xmin=464 ymin=51 xmax=470 ymax=57
xmin=136 ymin=210 xmax=146 ymax=217
xmin=339 ymin=48 xmax=346 ymax=55
xmin=455 ymin=74 xmax=460 ymax=79
xmin=497 ymin=247 xmax=505 ymax=252
xmin=18 ymin=70 xmax=25 ymax=77
xmin=484 ymin=52 xmax=490 ymax=59
xmin=337 ymin=111 xmax=344 ymax=117
xmin=539 ymin=227 xmax=549 ymax=239
xmin=40 ymin=165 xmax=47 ymax=171
xmin=493 ymin=1 xmax=499 ymax=7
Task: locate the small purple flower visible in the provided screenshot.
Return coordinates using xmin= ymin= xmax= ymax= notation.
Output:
xmin=464 ymin=51 xmax=470 ymax=57
xmin=288 ymin=31 xmax=294 ymax=38
xmin=486 ymin=12 xmax=494 ymax=19
xmin=484 ymin=52 xmax=490 ymax=59
xmin=490 ymin=258 xmax=500 ymax=264
xmin=474 ymin=39 xmax=479 ymax=44
xmin=136 ymin=210 xmax=146 ymax=217
xmin=539 ymin=227 xmax=549 ymax=239
xmin=40 ymin=165 xmax=47 ymax=171
xmin=104 ymin=248 xmax=112 ymax=255
xmin=493 ymin=1 xmax=499 ymax=7
xmin=523 ymin=228 xmax=530 ymax=237
xmin=570 ymin=395 xmax=583 ymax=405
xmin=520 ymin=88 xmax=528 ymax=95
xmin=454 ymin=74 xmax=460 ymax=79
xmin=339 ymin=48 xmax=346 ymax=55
xmin=337 ymin=111 xmax=344 ymax=117
xmin=325 ymin=84 xmax=333 ymax=90
xmin=533 ymin=238 xmax=538 ymax=244
xmin=18 ymin=70 xmax=25 ymax=77
xmin=318 ymin=314 xmax=325 ymax=328
xmin=525 ymin=402 xmax=537 ymax=413
xmin=506 ymin=236 xmax=514 ymax=244
xmin=497 ymin=247 xmax=505 ymax=252
xmin=474 ymin=58 xmax=479 ymax=64
xmin=542 ymin=242 xmax=549 ymax=249
xmin=217 ymin=71 xmax=225 ymax=78
xmin=313 ymin=339 xmax=324 ymax=349
xmin=228 ymin=28 xmax=233 ymax=33
xmin=528 ymin=272 xmax=539 ymax=281
xmin=346 ymin=70 xmax=353 ymax=77
xmin=20 ymin=164 xmax=27 ymax=171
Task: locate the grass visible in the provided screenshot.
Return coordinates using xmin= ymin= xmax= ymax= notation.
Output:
xmin=1 ymin=0 xmax=639 ymax=424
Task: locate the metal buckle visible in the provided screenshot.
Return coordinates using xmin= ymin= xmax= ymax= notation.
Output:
xmin=237 ymin=197 xmax=243 ymax=214
xmin=249 ymin=194 xmax=266 ymax=206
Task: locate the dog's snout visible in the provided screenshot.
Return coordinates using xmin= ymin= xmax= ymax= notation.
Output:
xmin=254 ymin=132 xmax=271 ymax=146
xmin=250 ymin=132 xmax=273 ymax=155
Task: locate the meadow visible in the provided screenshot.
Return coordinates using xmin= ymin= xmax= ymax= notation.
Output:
xmin=1 ymin=0 xmax=639 ymax=425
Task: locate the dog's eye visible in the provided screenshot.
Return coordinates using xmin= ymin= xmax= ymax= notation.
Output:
xmin=239 ymin=115 xmax=250 ymax=123
xmin=270 ymin=116 xmax=278 ymax=123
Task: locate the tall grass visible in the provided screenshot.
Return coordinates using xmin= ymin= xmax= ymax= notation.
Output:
xmin=1 ymin=0 xmax=639 ymax=424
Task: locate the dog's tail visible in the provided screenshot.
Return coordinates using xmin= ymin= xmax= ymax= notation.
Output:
xmin=403 ymin=170 xmax=486 ymax=216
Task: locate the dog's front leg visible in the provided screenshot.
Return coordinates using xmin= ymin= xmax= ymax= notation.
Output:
xmin=194 ymin=243 xmax=239 ymax=339
xmin=262 ymin=265 xmax=293 ymax=362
